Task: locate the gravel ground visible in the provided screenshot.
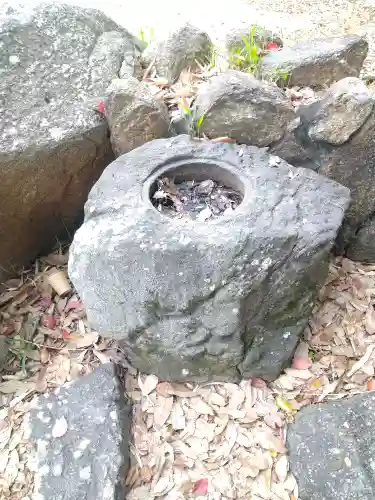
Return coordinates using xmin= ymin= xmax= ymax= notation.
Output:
xmin=3 ymin=0 xmax=375 ymax=74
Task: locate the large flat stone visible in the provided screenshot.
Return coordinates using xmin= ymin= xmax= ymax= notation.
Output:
xmin=0 ymin=2 xmax=142 ymax=280
xmin=29 ymin=363 xmax=131 ymax=500
xmin=287 ymin=393 xmax=375 ymax=500
xmin=261 ymin=35 xmax=368 ymax=88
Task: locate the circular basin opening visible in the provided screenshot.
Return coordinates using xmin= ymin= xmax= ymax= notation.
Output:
xmin=149 ymin=161 xmax=245 ymax=221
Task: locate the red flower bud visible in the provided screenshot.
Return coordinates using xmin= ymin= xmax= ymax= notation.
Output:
xmin=97 ymin=101 xmax=105 ymax=114
xmin=267 ymin=42 xmax=279 ymax=51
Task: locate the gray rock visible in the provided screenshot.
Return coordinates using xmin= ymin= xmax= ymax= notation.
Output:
xmin=287 ymin=392 xmax=375 ymax=500
xmin=142 ymin=23 xmax=213 ymax=83
xmin=119 ymin=52 xmax=143 ymax=80
xmin=269 ymin=116 xmax=315 ymax=169
xmin=29 ymin=363 xmax=131 ymax=500
xmin=306 ymin=78 xmax=374 ymax=145
xmin=89 ymin=31 xmax=142 ymax=92
xmin=69 ymin=135 xmax=349 ymax=382
xmin=346 ymin=216 xmax=375 ymax=262
xmin=104 ymin=77 xmax=170 ymax=156
xmin=193 ymin=71 xmax=295 ymax=147
xmin=261 ymin=35 xmax=368 ymax=88
xmin=170 ymin=115 xmax=191 ymax=135
xmin=0 ymin=336 xmax=9 ymax=370
xmin=294 ymin=79 xmax=375 ymax=255
xmin=0 ymin=2 xmax=141 ymax=280
xmin=225 ymin=25 xmax=283 ymax=52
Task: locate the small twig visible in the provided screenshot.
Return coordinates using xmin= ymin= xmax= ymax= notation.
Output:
xmin=347 ymin=344 xmax=375 ymax=377
xmin=142 ymin=56 xmax=156 ymax=80
xmin=11 ymin=338 xmax=63 ymax=350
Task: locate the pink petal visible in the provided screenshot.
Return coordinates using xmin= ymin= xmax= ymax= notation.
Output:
xmin=97 ymin=101 xmax=105 ymax=114
xmin=267 ymin=42 xmax=279 ymax=51
xmin=41 ymin=315 xmax=57 ymax=329
xmin=62 ymin=329 xmax=71 ymax=339
xmin=194 ymin=478 xmax=208 ymax=495
xmin=65 ymin=299 xmax=83 ymax=313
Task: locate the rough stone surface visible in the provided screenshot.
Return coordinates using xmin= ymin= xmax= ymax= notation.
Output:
xmin=305 ymin=77 xmax=374 ymax=145
xmin=193 ymin=70 xmax=295 ymax=147
xmin=261 ymin=35 xmax=368 ymax=88
xmin=69 ymin=135 xmax=350 ymax=382
xmin=142 ymin=23 xmax=213 ymax=83
xmin=104 ymin=77 xmax=170 ymax=156
xmin=346 ymin=217 xmax=375 ymax=262
xmin=225 ymin=25 xmax=283 ymax=52
xmin=29 ymin=363 xmax=131 ymax=500
xmin=89 ymin=31 xmax=143 ymax=91
xmin=287 ymin=392 xmax=375 ymax=500
xmin=269 ymin=117 xmax=315 ymax=170
xmin=0 ymin=2 xmax=142 ymax=280
xmin=0 ymin=336 xmax=8 ymax=370
xmin=294 ymin=78 xmax=375 ymax=255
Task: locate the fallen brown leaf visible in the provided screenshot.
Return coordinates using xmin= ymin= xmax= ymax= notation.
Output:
xmin=153 ymin=396 xmax=173 ymax=429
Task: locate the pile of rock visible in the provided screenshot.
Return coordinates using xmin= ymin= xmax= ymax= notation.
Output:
xmin=102 ymin=25 xmax=375 ymax=262
xmin=1 ymin=1 xmax=374 ymax=282
xmin=3 ymin=5 xmax=375 ymax=500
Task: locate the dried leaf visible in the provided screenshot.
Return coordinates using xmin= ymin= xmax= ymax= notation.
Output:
xmin=171 ymin=402 xmax=185 ymax=430
xmin=283 ymin=473 xmax=297 ymax=493
xmin=140 ymin=466 xmax=153 ymax=483
xmin=156 ymin=382 xmax=173 ymax=397
xmin=211 ymin=136 xmax=236 ymax=143
xmin=255 ymin=431 xmax=286 ymax=453
xmin=264 ymin=413 xmax=284 ymax=429
xmin=66 ymin=331 xmax=99 ymax=349
xmin=284 ymin=368 xmax=314 ymax=380
xmin=365 ymin=307 xmax=375 ymax=334
xmin=228 ymin=387 xmax=245 ymax=409
xmin=127 ymin=485 xmax=152 ymax=500
xmin=139 ymin=374 xmax=159 ymax=396
xmin=347 ymin=344 xmax=375 ymax=377
xmin=247 ymin=450 xmax=272 ymax=471
xmin=188 ymin=397 xmax=214 ymax=415
xmin=275 ymin=375 xmax=295 ymax=391
xmin=42 ymin=253 xmax=69 ymax=266
xmin=276 ymin=396 xmax=294 ymax=414
xmin=40 ymin=347 xmax=50 ymax=364
xmin=0 ymin=380 xmax=35 ymax=395
xmin=153 ymin=396 xmax=173 ymax=429
xmin=208 ymin=392 xmax=227 ymax=407
xmin=52 ymin=416 xmax=68 ymax=438
xmin=168 ymin=383 xmax=196 ymax=398
xmin=197 ymin=207 xmax=212 ymax=222
xmin=154 ymin=476 xmax=174 ymax=496
xmin=156 ymin=382 xmax=195 ymax=398
xmin=274 ymin=455 xmax=289 ymax=482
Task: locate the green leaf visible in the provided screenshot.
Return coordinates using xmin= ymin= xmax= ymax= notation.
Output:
xmin=241 ymin=36 xmax=251 ymax=53
xmin=196 ymin=114 xmax=205 ymax=130
xmin=180 ymin=104 xmax=192 ymax=117
xmin=250 ymin=45 xmax=258 ymax=59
